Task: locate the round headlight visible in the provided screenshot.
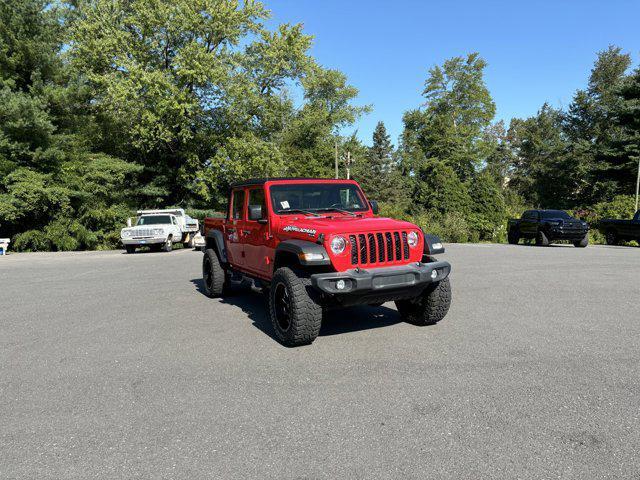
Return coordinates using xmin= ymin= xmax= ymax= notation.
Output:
xmin=152 ymin=228 xmax=164 ymax=235
xmin=407 ymin=231 xmax=419 ymax=248
xmin=330 ymin=236 xmax=346 ymax=254
xmin=121 ymin=230 xmax=131 ymax=238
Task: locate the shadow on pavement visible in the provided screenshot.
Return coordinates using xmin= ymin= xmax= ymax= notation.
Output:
xmin=190 ymin=278 xmax=403 ymax=343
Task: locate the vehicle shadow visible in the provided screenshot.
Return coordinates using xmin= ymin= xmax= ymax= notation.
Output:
xmin=190 ymin=278 xmax=403 ymax=344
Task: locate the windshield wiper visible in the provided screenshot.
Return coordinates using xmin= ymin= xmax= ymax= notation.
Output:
xmin=281 ymin=208 xmax=321 ymax=217
xmin=316 ymin=207 xmax=358 ymax=217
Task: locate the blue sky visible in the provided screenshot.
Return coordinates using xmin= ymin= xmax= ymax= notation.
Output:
xmin=265 ymin=0 xmax=640 ymax=146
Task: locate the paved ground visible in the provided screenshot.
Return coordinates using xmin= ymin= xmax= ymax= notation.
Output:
xmin=1 ymin=244 xmax=639 ymax=479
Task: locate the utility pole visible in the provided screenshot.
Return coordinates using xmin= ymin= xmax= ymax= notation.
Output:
xmin=635 ymin=157 xmax=640 ymax=212
xmin=334 ymin=139 xmax=339 ymax=179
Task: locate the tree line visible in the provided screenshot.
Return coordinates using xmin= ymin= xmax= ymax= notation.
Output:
xmin=1 ymin=0 xmax=639 ymax=250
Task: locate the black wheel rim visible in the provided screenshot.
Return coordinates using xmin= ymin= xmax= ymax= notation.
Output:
xmin=274 ymin=282 xmax=291 ymax=331
xmin=204 ymin=257 xmax=212 ymax=291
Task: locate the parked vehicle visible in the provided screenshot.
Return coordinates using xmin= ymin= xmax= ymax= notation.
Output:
xmin=202 ymin=178 xmax=452 ymax=346
xmin=599 ymin=210 xmax=640 ymax=245
xmin=120 ymin=209 xmax=199 ymax=253
xmin=508 ymin=210 xmax=589 ymax=247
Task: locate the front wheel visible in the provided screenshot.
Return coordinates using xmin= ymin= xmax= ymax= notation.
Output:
xmin=395 ymin=277 xmax=452 ymax=326
xmin=269 ymin=267 xmax=322 ymax=347
xmin=605 ymin=230 xmax=618 ymax=246
xmin=125 ymin=245 xmax=136 ymax=254
xmin=507 ymin=230 xmax=520 ymax=245
xmin=574 ymin=234 xmax=589 ymax=248
xmin=536 ymin=230 xmax=550 ymax=247
xmin=163 ymin=237 xmax=173 ymax=252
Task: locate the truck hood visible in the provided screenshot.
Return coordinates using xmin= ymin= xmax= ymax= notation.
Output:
xmin=122 ymin=225 xmax=171 ymax=232
xmin=277 ymin=215 xmax=420 ymax=237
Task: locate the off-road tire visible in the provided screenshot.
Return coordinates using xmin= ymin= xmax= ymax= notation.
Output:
xmin=202 ymin=248 xmax=227 ymax=298
xmin=574 ymin=234 xmax=589 ymax=248
xmin=163 ymin=237 xmax=173 ymax=252
xmin=395 ymin=277 xmax=452 ymax=326
xmin=507 ymin=230 xmax=520 ymax=245
xmin=605 ymin=230 xmax=618 ymax=246
xmin=125 ymin=245 xmax=136 ymax=254
xmin=269 ymin=267 xmax=322 ymax=347
xmin=536 ymin=229 xmax=550 ymax=247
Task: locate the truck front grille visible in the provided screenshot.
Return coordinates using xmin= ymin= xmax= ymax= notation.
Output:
xmin=132 ymin=229 xmax=156 ymax=237
xmin=349 ymin=231 xmax=410 ymax=266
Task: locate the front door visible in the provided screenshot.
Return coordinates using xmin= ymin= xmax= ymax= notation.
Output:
xmin=242 ymin=187 xmax=272 ymax=277
xmin=226 ymin=189 xmax=246 ymax=267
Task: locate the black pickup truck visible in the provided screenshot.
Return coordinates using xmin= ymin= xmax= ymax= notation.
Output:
xmin=598 ymin=210 xmax=640 ymax=245
xmin=508 ymin=210 xmax=589 ymax=247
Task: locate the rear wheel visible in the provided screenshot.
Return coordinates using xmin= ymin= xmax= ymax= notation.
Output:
xmin=125 ymin=245 xmax=136 ymax=254
xmin=184 ymin=234 xmax=194 ymax=248
xmin=574 ymin=234 xmax=589 ymax=248
xmin=395 ymin=277 xmax=451 ymax=326
xmin=269 ymin=267 xmax=322 ymax=347
xmin=202 ymin=248 xmax=227 ymax=297
xmin=605 ymin=230 xmax=618 ymax=245
xmin=536 ymin=230 xmax=550 ymax=246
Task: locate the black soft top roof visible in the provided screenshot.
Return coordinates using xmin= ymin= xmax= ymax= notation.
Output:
xmin=229 ymin=177 xmax=355 ymax=188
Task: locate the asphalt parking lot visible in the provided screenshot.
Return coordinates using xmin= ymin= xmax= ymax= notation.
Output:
xmin=1 ymin=243 xmax=639 ymax=479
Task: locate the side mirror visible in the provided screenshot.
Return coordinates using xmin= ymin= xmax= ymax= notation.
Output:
xmin=248 ymin=205 xmax=267 ymax=223
xmin=126 ymin=217 xmax=132 ymax=227
xmin=369 ymin=200 xmax=379 ymax=215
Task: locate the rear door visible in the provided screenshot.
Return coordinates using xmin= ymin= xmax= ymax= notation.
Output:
xmin=242 ymin=187 xmax=272 ymax=277
xmin=226 ymin=189 xmax=246 ymax=267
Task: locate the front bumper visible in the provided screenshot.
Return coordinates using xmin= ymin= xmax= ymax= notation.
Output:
xmin=121 ymin=237 xmax=166 ymax=246
xmin=310 ymin=261 xmax=451 ymax=305
xmin=548 ymin=227 xmax=588 ymax=240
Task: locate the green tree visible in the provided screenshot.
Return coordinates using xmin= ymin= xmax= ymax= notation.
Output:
xmin=564 ymin=46 xmax=632 ymax=204
xmin=507 ymin=104 xmax=572 ymax=208
xmin=403 ymin=53 xmax=496 ymax=181
xmin=352 ymin=121 xmax=404 ymax=204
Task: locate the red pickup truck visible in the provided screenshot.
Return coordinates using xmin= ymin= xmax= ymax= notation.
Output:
xmin=202 ymin=178 xmax=451 ymax=346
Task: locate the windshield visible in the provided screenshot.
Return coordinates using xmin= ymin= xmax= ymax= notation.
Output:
xmin=541 ymin=210 xmax=572 ymax=220
xmin=136 ymin=215 xmax=172 ymax=225
xmin=269 ymin=183 xmax=368 ymax=214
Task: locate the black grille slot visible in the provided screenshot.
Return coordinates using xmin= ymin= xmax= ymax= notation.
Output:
xmin=349 ymin=235 xmax=357 ymax=265
xmin=376 ymin=233 xmax=385 ymax=262
xmin=358 ymin=234 xmax=367 ymax=264
xmin=368 ymin=233 xmax=376 ymax=263
xmin=394 ymin=232 xmax=401 ymax=260
xmin=385 ymin=232 xmax=393 ymax=260
xmin=401 ymin=231 xmax=410 ymax=259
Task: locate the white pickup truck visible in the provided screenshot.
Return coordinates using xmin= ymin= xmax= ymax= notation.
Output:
xmin=120 ymin=209 xmax=202 ymax=253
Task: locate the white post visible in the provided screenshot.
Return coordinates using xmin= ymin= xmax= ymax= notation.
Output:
xmin=635 ymin=157 xmax=640 ymax=212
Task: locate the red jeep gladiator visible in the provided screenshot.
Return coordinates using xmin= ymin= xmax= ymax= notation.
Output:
xmin=202 ymin=178 xmax=451 ymax=346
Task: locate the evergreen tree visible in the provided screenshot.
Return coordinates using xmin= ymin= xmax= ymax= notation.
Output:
xmin=353 ymin=121 xmax=402 ymax=203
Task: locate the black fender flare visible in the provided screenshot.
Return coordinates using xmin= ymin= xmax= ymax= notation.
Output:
xmin=422 ymin=233 xmax=445 ymax=255
xmin=275 ymin=239 xmax=330 ymax=266
xmin=206 ymin=229 xmax=228 ymax=263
